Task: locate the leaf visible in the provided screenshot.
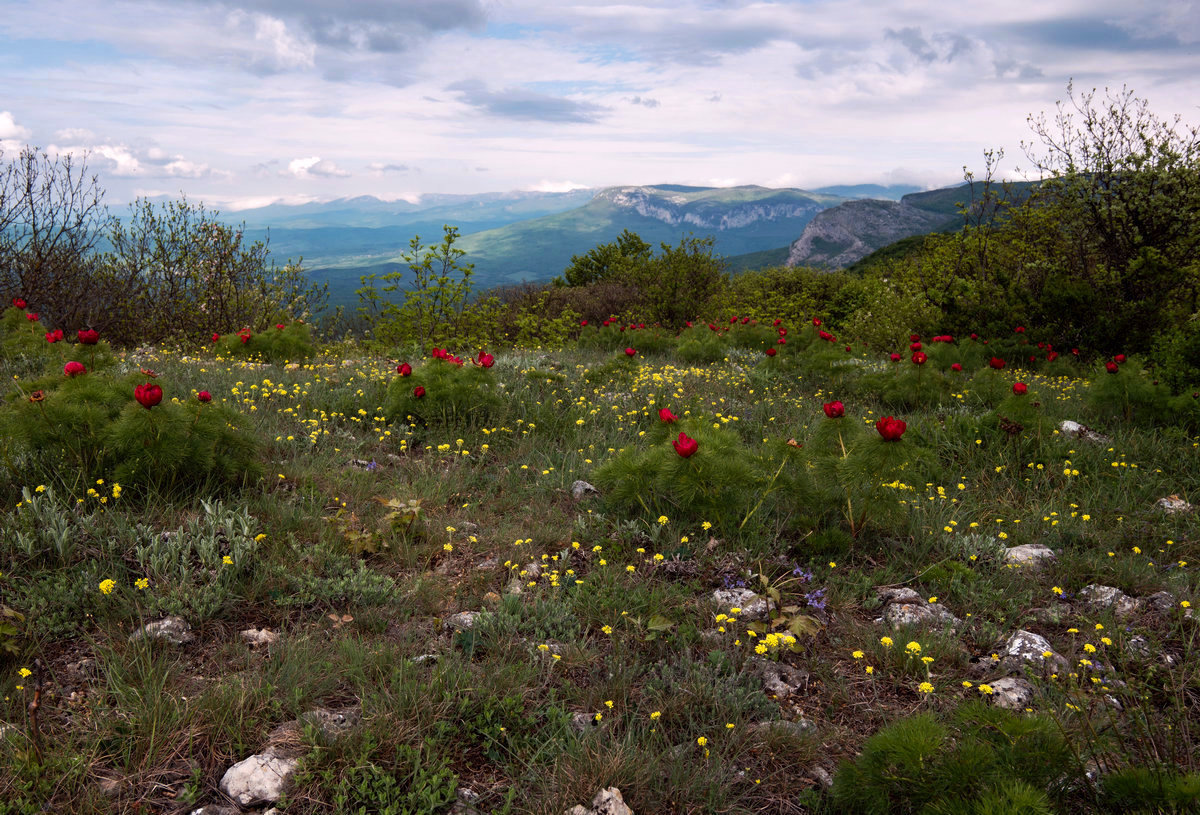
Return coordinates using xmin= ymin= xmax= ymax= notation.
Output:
xmin=788 ymin=614 xmax=823 ymax=638
xmin=646 ymin=614 xmax=675 ymax=632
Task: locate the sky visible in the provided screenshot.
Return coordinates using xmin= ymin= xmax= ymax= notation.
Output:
xmin=1 ymin=0 xmax=1198 ymax=211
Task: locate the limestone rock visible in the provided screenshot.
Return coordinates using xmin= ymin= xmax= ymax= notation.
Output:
xmin=1156 ymin=495 xmax=1194 ymax=515
xmin=747 ymin=657 xmax=809 ymax=697
xmin=564 ymin=787 xmax=633 ymax=815
xmin=987 ymin=677 xmax=1035 ymax=711
xmin=240 ymin=627 xmax=279 ymax=648
xmin=1059 ymin=420 xmax=1110 ymax=444
xmin=444 ymin=611 xmax=484 ymax=632
xmin=876 ymin=586 xmax=922 ymax=605
xmin=1144 ymin=591 xmax=1178 ymax=614
xmin=712 ymin=587 xmax=769 ymax=621
xmin=1003 ymin=544 xmax=1056 ymax=569
xmin=1078 ymin=584 xmax=1141 ymax=616
xmin=129 ymin=616 xmax=195 ymax=645
xmin=883 ymin=601 xmax=960 ymax=631
xmin=218 ymin=751 xmax=299 ymax=806
xmin=571 ymin=480 xmax=600 ymax=499
xmin=1001 ymin=630 xmax=1067 ymax=674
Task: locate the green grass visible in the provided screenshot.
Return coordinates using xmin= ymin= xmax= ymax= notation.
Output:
xmin=0 ymin=324 xmax=1197 ymax=814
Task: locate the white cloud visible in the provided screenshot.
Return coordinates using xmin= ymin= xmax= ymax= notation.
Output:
xmin=286 ymin=156 xmax=350 ymax=178
xmin=0 ymin=111 xmax=33 ymax=153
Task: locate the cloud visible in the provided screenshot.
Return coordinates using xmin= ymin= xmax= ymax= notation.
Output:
xmin=367 ymin=162 xmax=411 ymax=174
xmin=448 ymin=79 xmax=607 ymax=122
xmin=55 ymin=127 xmax=95 ymax=142
xmin=0 ymin=111 xmax=33 ymax=152
xmin=629 ymin=95 xmax=660 ymax=108
xmin=286 ymin=156 xmax=350 ymax=178
xmin=224 ymin=10 xmax=316 ymax=74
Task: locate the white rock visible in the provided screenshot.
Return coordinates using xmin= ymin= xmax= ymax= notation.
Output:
xmin=564 ymin=787 xmax=633 ymax=815
xmin=987 ymin=677 xmax=1036 ymax=711
xmin=1003 ymin=544 xmax=1056 ymax=569
xmin=1156 ymin=495 xmax=1194 ymax=515
xmin=876 ymin=586 xmax=923 ymax=605
xmin=129 ymin=616 xmax=195 ymax=645
xmin=240 ymin=628 xmax=279 ymax=648
xmin=1059 ymin=420 xmax=1110 ymax=444
xmin=883 ymin=602 xmax=960 ymax=631
xmin=443 ymin=611 xmax=484 ymax=631
xmin=1002 ymin=630 xmax=1067 ymax=673
xmin=712 ymin=588 xmax=769 ymax=621
xmin=571 ymin=480 xmax=600 ymax=499
xmin=218 ymin=751 xmax=299 ymax=806
xmin=1078 ymin=584 xmax=1141 ymax=616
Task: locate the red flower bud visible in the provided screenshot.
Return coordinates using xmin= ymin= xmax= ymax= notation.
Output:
xmin=413 ymin=385 xmax=426 ymax=398
xmin=624 ymin=347 xmax=636 ymax=356
xmin=765 ymin=347 xmax=777 ymax=357
xmin=951 ymin=363 xmax=963 ymax=372
xmin=64 ymin=361 xmax=86 ymax=377
xmin=197 ymin=390 xmax=212 ymax=402
xmin=1012 ymin=382 xmax=1028 ymax=395
xmin=1106 ymin=361 xmax=1119 ymax=374
xmin=876 ymin=415 xmax=906 ymax=441
xmin=135 ymin=382 xmax=163 ymax=409
xmin=77 ymin=328 xmax=99 ymax=344
xmin=398 ymin=362 xmax=412 ymax=376
xmin=1115 ymin=354 xmax=1126 ymax=364
xmin=989 ymin=357 xmax=1006 ymax=370
xmin=970 ymin=333 xmax=978 ymax=340
xmin=658 ymin=407 xmax=677 ymax=423
xmin=823 ymin=401 xmax=844 ymax=418
xmin=890 ymin=353 xmax=902 ymax=362
xmin=672 ymin=431 xmax=699 ymax=458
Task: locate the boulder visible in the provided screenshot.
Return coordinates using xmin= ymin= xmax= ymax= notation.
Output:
xmin=1078 ymin=584 xmax=1141 ymax=616
xmin=1003 ymin=544 xmax=1056 ymax=569
xmin=564 ymin=787 xmax=633 ymax=815
xmin=218 ymin=751 xmax=299 ymax=806
xmin=987 ymin=677 xmax=1035 ymax=711
xmin=1001 ymin=630 xmax=1067 ymax=674
xmin=712 ymin=588 xmax=769 ymax=621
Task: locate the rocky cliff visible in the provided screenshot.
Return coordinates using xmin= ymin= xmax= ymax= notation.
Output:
xmin=595 ymin=186 xmax=828 ymax=230
xmin=784 ymin=198 xmax=955 ymax=269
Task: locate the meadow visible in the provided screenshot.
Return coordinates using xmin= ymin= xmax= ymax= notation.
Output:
xmin=0 ymin=308 xmax=1197 ymax=815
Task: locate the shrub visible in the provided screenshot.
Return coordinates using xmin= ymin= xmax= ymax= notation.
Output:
xmin=383 ymin=351 xmax=502 ymax=428
xmin=213 ymin=321 xmax=315 ymax=363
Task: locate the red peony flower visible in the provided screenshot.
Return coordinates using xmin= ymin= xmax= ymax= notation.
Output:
xmin=845 ymin=345 xmax=852 ymax=352
xmin=624 ymin=347 xmax=636 ymax=356
xmin=658 ymin=407 xmax=677 ymax=423
xmin=1012 ymin=382 xmax=1028 ymax=395
xmin=672 ymin=431 xmax=699 ymax=458
xmin=812 ymin=317 xmax=822 ymax=326
xmin=951 ymin=363 xmax=963 ymax=372
xmin=580 ymin=320 xmax=588 ymax=326
xmin=765 ymin=347 xmax=777 ymax=357
xmin=398 ymin=362 xmax=412 ymax=376
xmin=1014 ymin=326 xmax=1025 ymax=333
xmin=778 ymin=337 xmax=786 ymax=344
xmin=1106 ymin=361 xmax=1119 ymax=374
xmin=45 ymin=329 xmax=63 ymax=343
xmin=1115 ymin=354 xmax=1126 ymax=364
xmin=276 ymin=323 xmax=285 ymax=330
xmin=212 ymin=332 xmax=221 ymax=343
xmin=197 ymin=390 xmax=212 ymax=402
xmin=729 ymin=316 xmax=738 ymax=324
xmin=890 ymin=352 xmax=902 ymax=362
xmin=476 ymin=351 xmax=495 ymax=368
xmin=77 ymin=328 xmax=99 ymax=344
xmin=63 ymin=361 xmax=86 ymax=377
xmin=910 ymin=342 xmax=922 ymax=351
xmin=413 ymin=385 xmax=426 ymax=398
xmin=970 ymin=333 xmax=979 ymax=340
xmin=876 ymin=415 xmax=906 ymax=441
xmin=240 ymin=334 xmax=250 ymax=344
xmin=1047 ymin=351 xmax=1059 ymax=362
xmin=909 ymin=334 xmax=920 ymax=342
xmin=823 ymin=401 xmax=844 ymax=418
xmin=778 ymin=327 xmax=787 ymax=336
xmin=26 ymin=312 xmax=38 ymax=321
xmin=989 ymin=357 xmax=1005 ymax=370
xmin=911 ymin=351 xmax=928 ymax=365
xmin=12 ymin=297 xmax=26 ymax=309
xmin=773 ymin=319 xmax=781 ymax=326
xmin=134 ymin=382 xmax=163 ymax=409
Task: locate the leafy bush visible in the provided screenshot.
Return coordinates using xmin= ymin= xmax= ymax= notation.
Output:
xmin=383 ymin=352 xmax=502 ymax=428
xmin=213 ymin=321 xmax=315 ymax=363
xmin=1 ymin=366 xmax=261 ymax=496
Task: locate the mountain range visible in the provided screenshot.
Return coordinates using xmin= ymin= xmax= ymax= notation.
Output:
xmin=227 ymin=181 xmax=971 ymax=306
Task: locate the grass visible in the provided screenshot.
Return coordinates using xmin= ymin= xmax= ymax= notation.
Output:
xmin=1 ymin=326 xmax=1198 ymax=814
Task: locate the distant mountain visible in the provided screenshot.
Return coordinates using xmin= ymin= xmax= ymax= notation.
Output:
xmin=813 ymin=184 xmax=924 ymax=201
xmin=454 ymin=185 xmax=843 ymax=286
xmin=785 ymin=181 xmax=1040 ymax=269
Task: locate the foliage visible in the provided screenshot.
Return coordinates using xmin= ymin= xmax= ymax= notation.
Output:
xmin=559 ymin=229 xmax=652 ymax=287
xmin=383 ymin=352 xmax=502 ymax=428
xmin=213 ymin=321 xmax=315 ymax=363
xmin=358 ymin=226 xmax=476 ymax=349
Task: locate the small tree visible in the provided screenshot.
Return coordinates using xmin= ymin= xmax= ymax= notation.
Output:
xmin=357 ymin=225 xmax=475 ymax=349
xmin=0 ymin=146 xmax=109 ymax=327
xmin=558 ymin=229 xmax=651 ymax=287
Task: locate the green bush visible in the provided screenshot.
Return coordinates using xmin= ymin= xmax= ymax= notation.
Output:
xmin=383 ymin=352 xmax=502 ymax=428
xmin=214 ymin=321 xmax=315 ymax=363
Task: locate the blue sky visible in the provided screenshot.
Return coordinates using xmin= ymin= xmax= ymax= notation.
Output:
xmin=1 ymin=0 xmax=1197 ymax=210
